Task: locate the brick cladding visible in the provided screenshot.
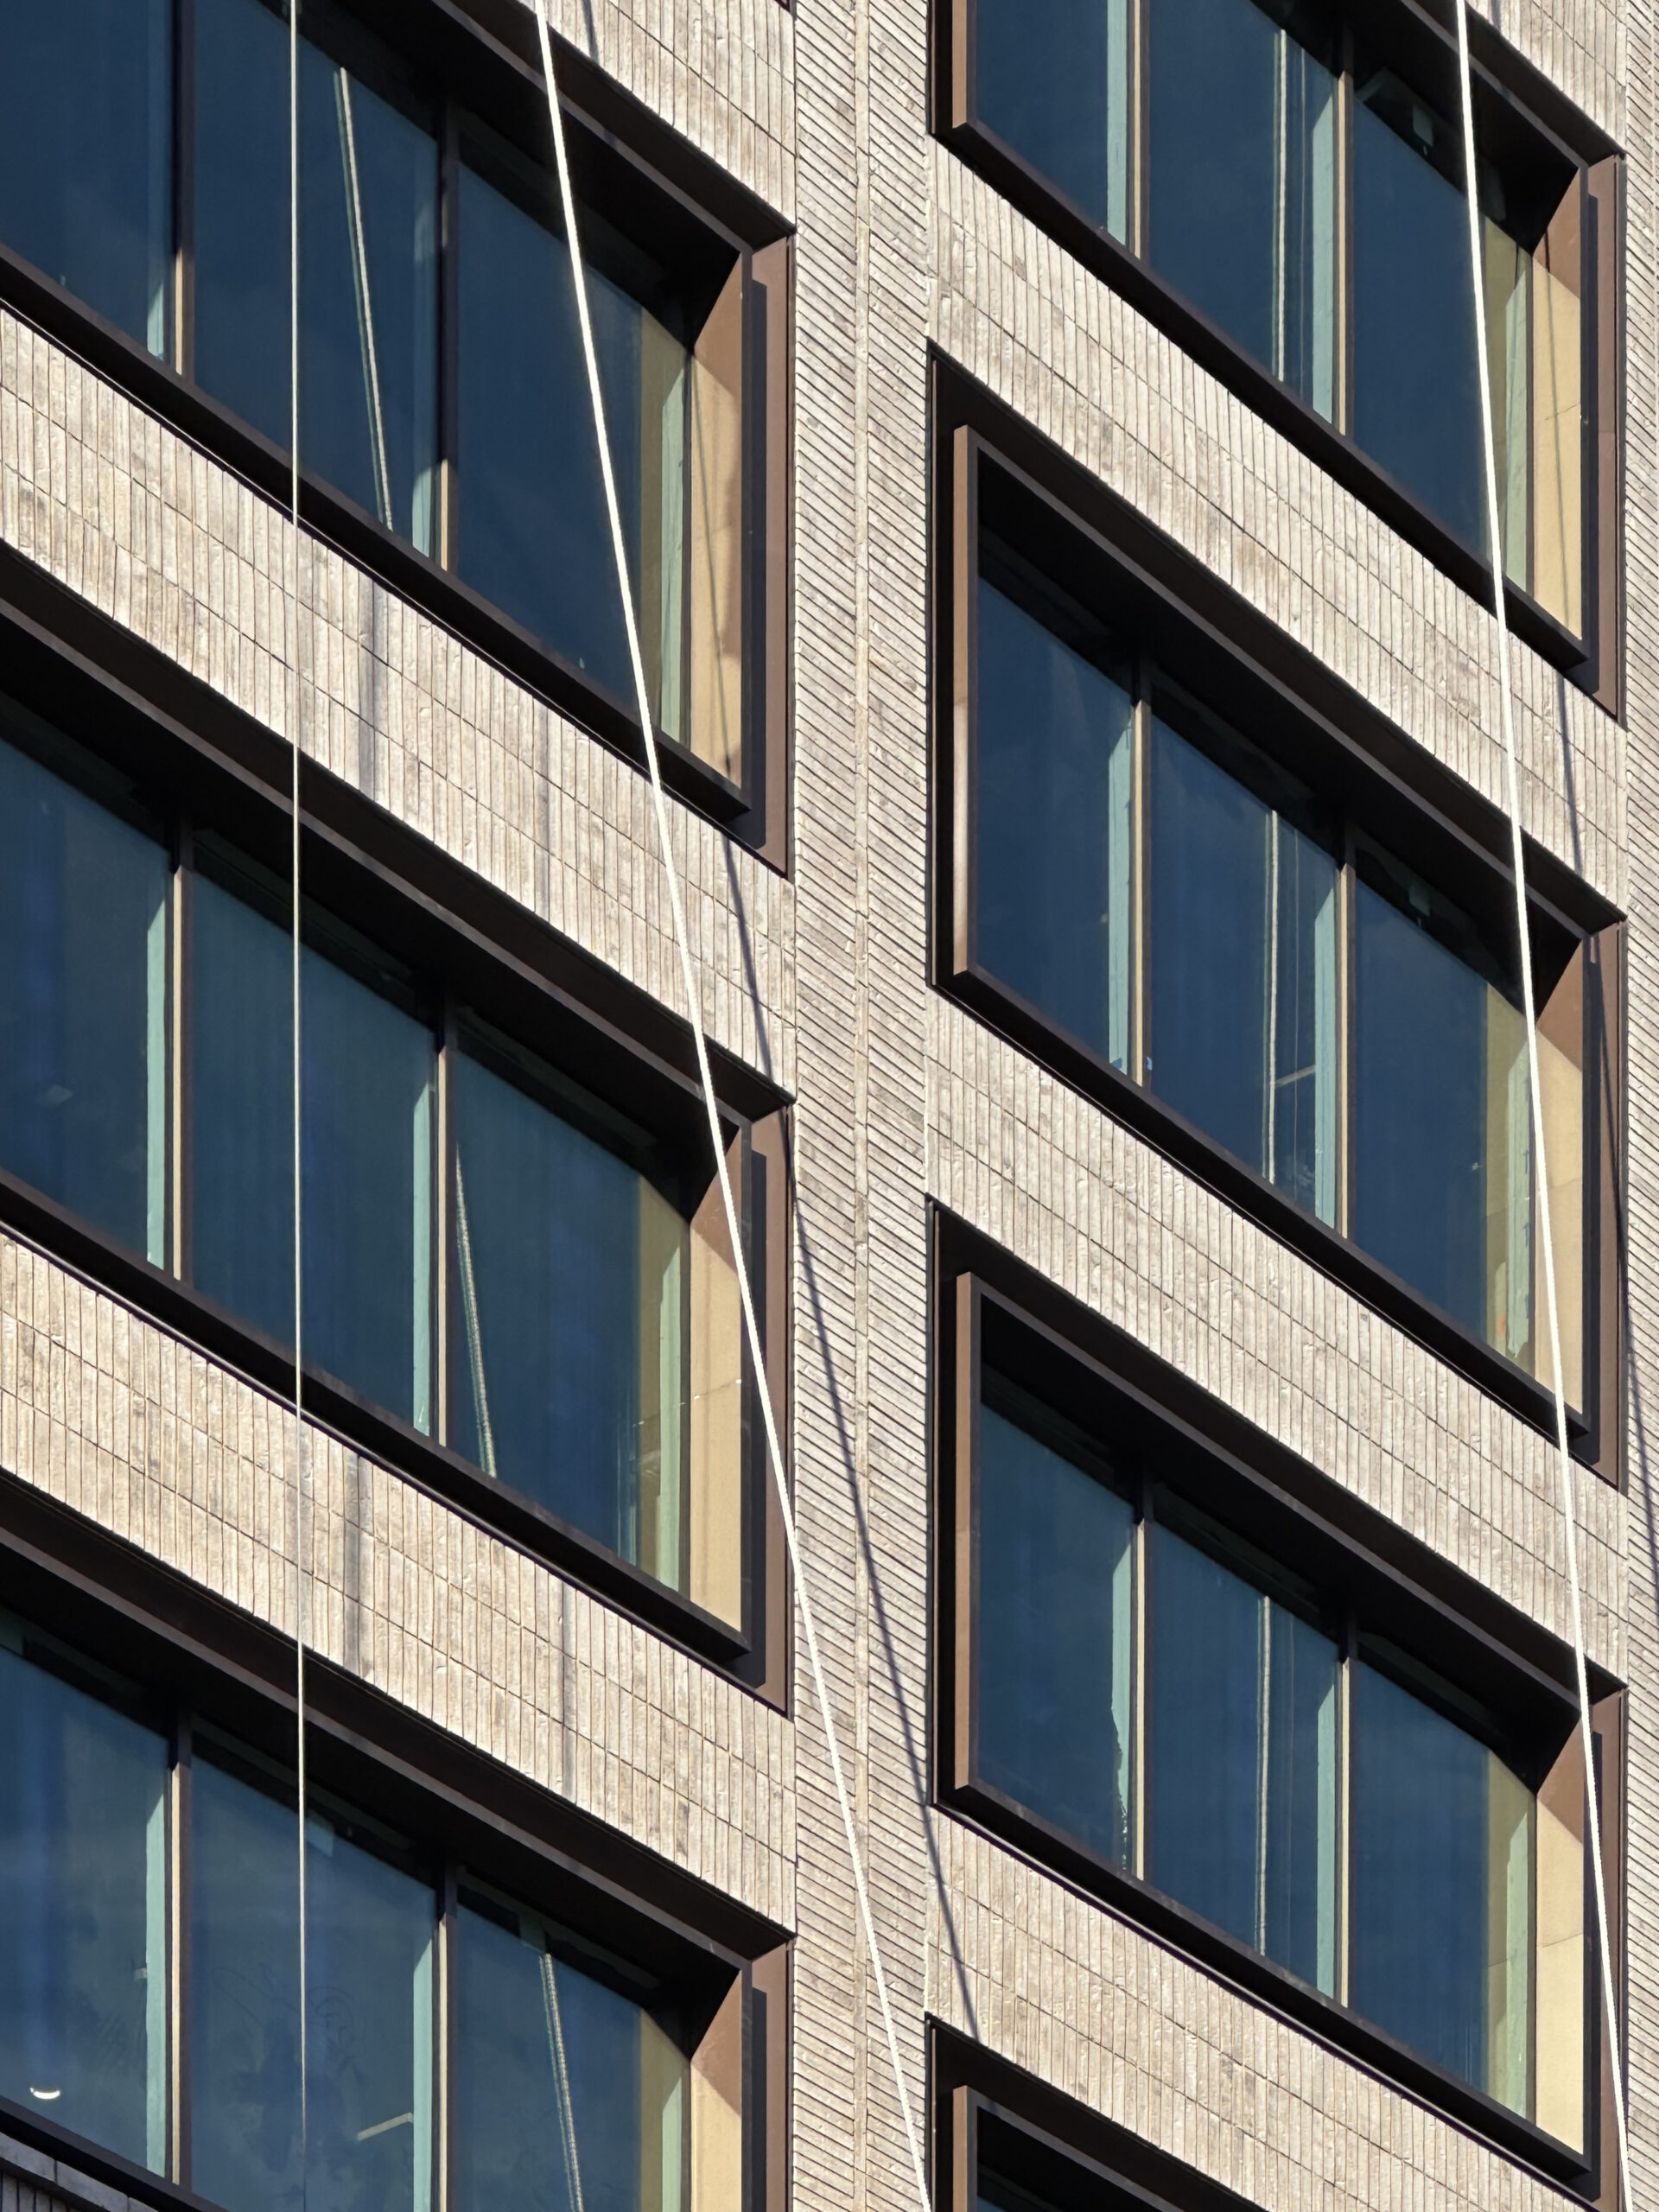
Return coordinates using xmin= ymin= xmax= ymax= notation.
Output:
xmin=0 ymin=0 xmax=1651 ymax=2205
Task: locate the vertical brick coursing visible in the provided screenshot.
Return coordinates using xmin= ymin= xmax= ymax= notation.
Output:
xmin=0 ymin=0 xmax=1650 ymax=2202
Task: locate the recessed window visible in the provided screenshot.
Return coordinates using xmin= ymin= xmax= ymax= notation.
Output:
xmin=948 ymin=443 xmax=1604 ymax=1410
xmin=0 ymin=1608 xmax=748 ymax=2211
xmin=944 ymin=0 xmax=1614 ymax=656
xmin=942 ymin=1276 xmax=1604 ymax=2147
xmin=0 ymin=696 xmax=766 ymax=1645
xmin=0 ymin=0 xmax=782 ymax=808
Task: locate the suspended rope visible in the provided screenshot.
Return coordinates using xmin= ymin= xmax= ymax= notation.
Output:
xmin=285 ymin=3 xmax=312 ymax=2208
xmin=530 ymin=10 xmax=931 ymax=2205
xmin=1452 ymin=18 xmax=1630 ymax=2201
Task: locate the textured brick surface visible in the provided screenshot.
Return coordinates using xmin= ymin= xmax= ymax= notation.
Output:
xmin=0 ymin=0 xmax=1652 ymax=2204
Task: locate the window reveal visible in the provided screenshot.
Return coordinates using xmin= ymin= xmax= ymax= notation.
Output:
xmin=967 ymin=556 xmax=1587 ymax=1402
xmin=0 ymin=1616 xmax=705 ymax=2212
xmin=959 ymin=1354 xmax=1592 ymax=2139
xmin=0 ymin=707 xmax=749 ymax=1630
xmin=957 ymin=0 xmax=1591 ymax=633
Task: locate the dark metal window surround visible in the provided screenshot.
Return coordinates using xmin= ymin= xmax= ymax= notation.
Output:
xmin=0 ymin=549 xmax=791 ymax=1692
xmin=933 ymin=0 xmax=1623 ymax=702
xmin=934 ymin=384 xmax=1624 ymax=1465
xmin=0 ymin=0 xmax=791 ymax=860
xmin=0 ymin=1491 xmax=790 ymax=2212
xmin=933 ymin=1230 xmax=1626 ymax=2189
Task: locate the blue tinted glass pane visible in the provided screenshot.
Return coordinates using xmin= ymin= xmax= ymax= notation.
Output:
xmin=1351 ymin=1662 xmax=1529 ymax=2097
xmin=1147 ymin=719 xmax=1269 ymax=1164
xmin=975 ymin=581 xmax=1133 ymax=1070
xmin=976 ymin=1404 xmax=1133 ymax=1865
xmin=1262 ymin=1603 xmax=1338 ymax=1990
xmin=1149 ymin=0 xmax=1276 ymax=365
xmin=1146 ymin=1527 xmax=1262 ymax=1947
xmin=456 ymin=165 xmax=635 ymax=698
xmin=0 ymin=734 xmax=168 ymax=1259
xmin=192 ymin=1762 xmax=436 ymax=2212
xmin=976 ymin=0 xmax=1129 ymax=238
xmin=1352 ymin=881 xmax=1491 ymax=1338
xmin=191 ymin=876 xmax=435 ymax=1424
xmin=454 ymin=1905 xmax=683 ymax=2212
xmin=0 ymin=1644 xmax=168 ymax=2170
xmin=1352 ymin=90 xmax=1483 ymax=549
xmin=1271 ymin=820 xmax=1340 ymax=1224
xmin=449 ymin=1045 xmax=683 ymax=1570
xmin=0 ymin=0 xmax=171 ymax=352
xmin=194 ymin=0 xmax=439 ymax=548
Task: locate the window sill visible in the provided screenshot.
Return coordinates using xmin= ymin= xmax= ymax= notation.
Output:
xmin=937 ymin=118 xmax=1596 ymax=687
xmin=944 ymin=965 xmax=1590 ymax=1450
xmin=0 ymin=1166 xmax=752 ymax=1674
xmin=941 ymin=1780 xmax=1595 ymax=2189
xmin=0 ymin=241 xmax=767 ymax=855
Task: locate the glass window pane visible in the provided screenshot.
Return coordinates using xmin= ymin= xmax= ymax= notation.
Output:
xmin=1148 ymin=0 xmax=1336 ymax=416
xmin=0 ymin=0 xmax=171 ymax=353
xmin=191 ymin=871 xmax=436 ymax=1427
xmin=1148 ymin=717 xmax=1338 ymax=1219
xmin=975 ymin=578 xmax=1134 ymax=1072
xmin=0 ymin=1640 xmax=168 ymax=2170
xmin=0 ymin=730 xmax=169 ymax=1262
xmin=454 ymin=1904 xmax=686 ymax=2212
xmin=449 ymin=1039 xmax=688 ymax=1584
xmin=1351 ymin=1661 xmax=1532 ymax=2111
xmin=192 ymin=1761 xmax=437 ymax=2212
xmin=1352 ymin=876 xmax=1532 ymax=1361
xmin=975 ymin=1400 xmax=1134 ymax=1866
xmin=1351 ymin=80 xmax=1484 ymax=548
xmin=1146 ymin=1528 xmax=1338 ymax=1988
xmin=194 ymin=0 xmax=440 ymax=550
xmin=458 ymin=159 xmax=686 ymax=720
xmin=1532 ymin=203 xmax=1583 ymax=631
xmin=975 ymin=0 xmax=1130 ymax=240
xmin=1536 ymin=950 xmax=1585 ymax=1407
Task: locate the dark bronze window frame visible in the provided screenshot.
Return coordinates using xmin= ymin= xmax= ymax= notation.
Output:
xmin=0 ymin=0 xmax=792 ymax=863
xmin=0 ymin=539 xmax=791 ymax=1698
xmin=932 ymin=2027 xmax=1268 ymax=2212
xmin=0 ymin=1473 xmax=791 ymax=2212
xmin=931 ymin=361 xmax=1625 ymax=1469
xmin=931 ymin=0 xmax=1623 ymax=706
xmin=931 ymin=1210 xmax=1625 ymax=2193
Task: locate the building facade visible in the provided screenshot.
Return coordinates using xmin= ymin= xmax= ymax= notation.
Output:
xmin=0 ymin=0 xmax=1648 ymax=2207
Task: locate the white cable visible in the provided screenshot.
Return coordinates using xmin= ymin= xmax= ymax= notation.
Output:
xmin=531 ymin=12 xmax=931 ymax=2206
xmin=1452 ymin=23 xmax=1630 ymax=2199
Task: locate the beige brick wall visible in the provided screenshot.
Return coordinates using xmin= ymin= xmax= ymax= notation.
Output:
xmin=0 ymin=0 xmax=1653 ymax=2204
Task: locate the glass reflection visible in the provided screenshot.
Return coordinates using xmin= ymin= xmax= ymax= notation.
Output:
xmin=976 ymin=0 xmax=1130 ymax=239
xmin=0 ymin=1639 xmax=168 ymax=2171
xmin=0 ymin=728 xmax=169 ymax=1263
xmin=456 ymin=156 xmax=688 ymax=726
xmin=0 ymin=0 xmax=172 ymax=353
xmin=449 ymin=1037 xmax=688 ymax=1585
xmin=976 ymin=1396 xmax=1134 ymax=1866
xmin=975 ymin=577 xmax=1134 ymax=1072
xmin=190 ymin=866 xmax=436 ymax=1427
xmin=1351 ymin=77 xmax=1484 ymax=548
xmin=454 ymin=1904 xmax=686 ymax=2212
xmin=1351 ymin=1661 xmax=1532 ymax=2109
xmin=191 ymin=1761 xmax=436 ymax=2212
xmin=1352 ymin=871 xmax=1531 ymax=1361
xmin=194 ymin=0 xmax=439 ymax=547
xmin=1149 ymin=0 xmax=1337 ymax=416
xmin=1146 ymin=1525 xmax=1338 ymax=1989
xmin=1147 ymin=717 xmax=1338 ymax=1221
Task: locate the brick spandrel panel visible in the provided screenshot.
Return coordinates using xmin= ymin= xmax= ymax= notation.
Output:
xmin=0 ymin=313 xmax=794 ymax=1092
xmin=0 ymin=1233 xmax=796 ymax=1929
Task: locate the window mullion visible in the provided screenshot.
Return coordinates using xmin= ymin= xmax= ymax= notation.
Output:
xmin=435 ymin=998 xmax=455 ymax=1451
xmin=1132 ymin=670 xmax=1152 ymax=1087
xmin=438 ymin=101 xmax=461 ymax=575
xmin=438 ymin=1866 xmax=458 ymax=2212
xmin=1336 ymin=1613 xmax=1354 ymax=2008
xmin=1131 ymin=1482 xmax=1151 ymax=1881
xmin=1337 ymin=30 xmax=1355 ymax=439
xmin=171 ymin=822 xmax=194 ymax=1287
xmin=174 ymin=0 xmax=196 ymax=380
xmin=1337 ymin=835 xmax=1357 ymax=1239
xmin=169 ymin=1709 xmax=194 ymax=2190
